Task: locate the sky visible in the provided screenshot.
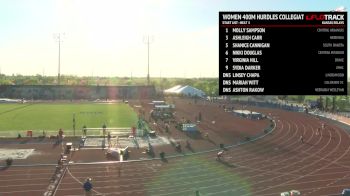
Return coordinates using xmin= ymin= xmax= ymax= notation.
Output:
xmin=0 ymin=0 xmax=348 ymax=78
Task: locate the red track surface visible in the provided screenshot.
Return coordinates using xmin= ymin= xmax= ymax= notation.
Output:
xmin=2 ymin=100 xmax=350 ymax=196
xmin=0 ymin=166 xmax=55 ymax=195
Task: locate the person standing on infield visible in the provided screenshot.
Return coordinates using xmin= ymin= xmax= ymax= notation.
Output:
xmin=316 ymin=128 xmax=320 ymax=136
xmin=300 ymin=135 xmax=304 ymax=144
xmin=216 ymin=150 xmax=224 ymax=161
xmin=107 ymin=132 xmax=112 ymax=147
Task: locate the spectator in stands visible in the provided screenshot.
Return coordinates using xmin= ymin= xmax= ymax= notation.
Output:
xmin=300 ymin=135 xmax=304 ymax=144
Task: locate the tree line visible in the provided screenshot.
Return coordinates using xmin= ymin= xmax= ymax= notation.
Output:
xmin=1 ymin=74 xmax=349 ymax=111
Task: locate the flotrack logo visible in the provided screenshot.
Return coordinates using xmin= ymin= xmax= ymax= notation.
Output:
xmin=305 ymin=14 xmax=325 ymax=21
xmin=305 ymin=14 xmax=344 ymax=21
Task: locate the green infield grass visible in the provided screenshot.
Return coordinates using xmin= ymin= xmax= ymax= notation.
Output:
xmin=0 ymin=103 xmax=138 ymax=137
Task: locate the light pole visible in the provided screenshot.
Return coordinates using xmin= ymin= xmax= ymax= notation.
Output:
xmin=73 ymin=113 xmax=76 ymax=136
xmin=143 ymin=35 xmax=154 ymax=86
xmin=53 ymin=33 xmax=65 ymax=85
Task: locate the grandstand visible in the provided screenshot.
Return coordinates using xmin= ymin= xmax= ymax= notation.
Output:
xmin=0 ymin=85 xmax=156 ymax=100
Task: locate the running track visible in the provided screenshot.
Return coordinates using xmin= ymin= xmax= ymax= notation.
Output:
xmin=3 ymin=107 xmax=350 ymax=195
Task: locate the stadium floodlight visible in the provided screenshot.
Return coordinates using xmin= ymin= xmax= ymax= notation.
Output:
xmin=143 ymin=35 xmax=154 ymax=86
xmin=53 ymin=33 xmax=65 ymax=85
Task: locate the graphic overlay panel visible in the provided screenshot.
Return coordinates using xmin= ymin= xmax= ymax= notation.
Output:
xmin=219 ymin=12 xmax=347 ymax=95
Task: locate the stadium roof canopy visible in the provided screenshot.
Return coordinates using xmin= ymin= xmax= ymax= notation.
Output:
xmin=164 ymin=85 xmax=205 ymax=97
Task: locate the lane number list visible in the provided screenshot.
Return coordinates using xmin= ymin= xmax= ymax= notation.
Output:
xmin=219 ymin=12 xmax=347 ymax=95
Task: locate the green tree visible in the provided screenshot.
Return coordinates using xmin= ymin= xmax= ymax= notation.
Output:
xmin=297 ymin=95 xmax=305 ymax=103
xmin=332 ymin=96 xmax=336 ymax=111
xmin=325 ymin=96 xmax=330 ymax=111
xmin=319 ymin=96 xmax=324 ymax=110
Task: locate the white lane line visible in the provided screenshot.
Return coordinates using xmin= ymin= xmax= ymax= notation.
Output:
xmin=213 ymin=116 xmax=336 ymax=195
xmin=244 ymin=123 xmax=348 ymax=196
xmin=65 ymin=166 xmax=104 ymax=195
xmin=0 ymin=189 xmax=45 ymax=194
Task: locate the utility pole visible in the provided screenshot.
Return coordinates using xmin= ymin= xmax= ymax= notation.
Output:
xmin=54 ymin=33 xmax=65 ymax=85
xmin=143 ymin=35 xmax=154 ymax=86
xmin=73 ymin=113 xmax=76 ymax=137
